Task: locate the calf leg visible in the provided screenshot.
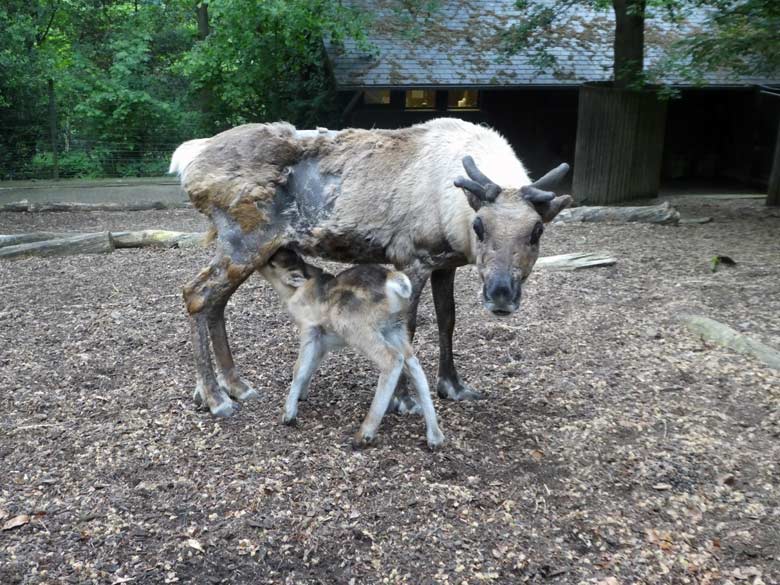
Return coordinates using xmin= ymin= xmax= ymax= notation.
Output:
xmin=354 ymin=341 xmax=405 ymax=447
xmin=282 ymin=328 xmax=327 ymax=425
xmin=431 ymin=268 xmax=482 ymax=401
xmin=403 ymin=355 xmax=445 ymax=449
xmin=386 ymin=266 xmax=429 ymax=415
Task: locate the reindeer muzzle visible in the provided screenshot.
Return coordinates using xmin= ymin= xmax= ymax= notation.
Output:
xmin=483 ymin=275 xmax=521 ymax=316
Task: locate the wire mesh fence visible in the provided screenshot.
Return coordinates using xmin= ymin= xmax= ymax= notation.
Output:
xmin=0 ymin=125 xmax=204 ymax=181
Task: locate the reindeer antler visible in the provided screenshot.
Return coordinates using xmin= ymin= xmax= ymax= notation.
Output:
xmin=530 ymin=163 xmax=570 ymax=191
xmin=521 ymin=162 xmax=570 ymax=203
xmin=454 ymin=156 xmax=502 ymax=203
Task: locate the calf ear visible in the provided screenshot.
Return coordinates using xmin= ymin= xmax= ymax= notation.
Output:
xmin=536 ymin=194 xmax=572 ymax=223
xmin=281 ymin=269 xmax=308 ymax=288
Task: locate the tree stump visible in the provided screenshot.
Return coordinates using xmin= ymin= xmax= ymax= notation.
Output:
xmin=573 ymin=83 xmax=667 ymax=205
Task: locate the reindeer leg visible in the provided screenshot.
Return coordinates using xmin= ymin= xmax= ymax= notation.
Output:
xmin=208 ymin=292 xmax=259 ymax=403
xmin=184 ymin=258 xmax=245 ymax=417
xmin=431 ymin=268 xmax=482 ymax=401
xmin=184 ymin=229 xmax=284 ymax=417
xmin=385 ymin=266 xmax=429 ymax=415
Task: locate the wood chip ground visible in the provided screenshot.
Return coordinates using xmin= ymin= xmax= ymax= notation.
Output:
xmin=0 ymin=197 xmax=778 ymax=584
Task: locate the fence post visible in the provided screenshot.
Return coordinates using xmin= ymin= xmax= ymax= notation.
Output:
xmin=48 ymin=78 xmax=59 ymax=180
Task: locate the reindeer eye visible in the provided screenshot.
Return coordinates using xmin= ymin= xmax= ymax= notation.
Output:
xmin=473 ymin=217 xmax=485 ymax=242
xmin=530 ymin=222 xmax=544 ymax=245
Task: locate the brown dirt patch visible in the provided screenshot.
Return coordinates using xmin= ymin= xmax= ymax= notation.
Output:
xmin=1 ymin=198 xmax=778 ymax=584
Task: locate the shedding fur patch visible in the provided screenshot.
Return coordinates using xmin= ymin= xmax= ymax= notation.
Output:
xmin=174 ymin=123 xmax=313 ymax=233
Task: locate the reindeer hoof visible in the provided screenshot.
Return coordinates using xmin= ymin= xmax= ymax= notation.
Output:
xmin=282 ymin=413 xmax=298 ymax=426
xmin=237 ymin=387 xmax=260 ymax=402
xmin=437 ymin=379 xmax=483 ymax=401
xmin=210 ymin=396 xmax=239 ymax=418
xmin=221 ymin=377 xmax=260 ymax=402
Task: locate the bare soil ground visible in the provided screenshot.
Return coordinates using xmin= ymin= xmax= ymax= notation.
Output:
xmin=1 ymin=197 xmax=778 ymax=585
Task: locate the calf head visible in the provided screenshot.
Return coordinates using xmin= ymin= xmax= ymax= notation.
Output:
xmin=455 ymin=156 xmax=572 ymax=316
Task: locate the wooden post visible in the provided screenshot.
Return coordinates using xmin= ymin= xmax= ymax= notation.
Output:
xmin=48 ymin=78 xmax=59 ymax=180
xmin=768 ymin=119 xmax=780 ymax=207
xmin=572 ymin=83 xmax=667 ymax=204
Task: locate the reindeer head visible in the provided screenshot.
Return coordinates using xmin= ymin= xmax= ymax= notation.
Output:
xmin=455 ymin=156 xmax=572 ymax=316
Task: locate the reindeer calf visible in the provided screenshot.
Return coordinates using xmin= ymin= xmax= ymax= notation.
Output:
xmin=260 ymin=249 xmax=445 ymax=449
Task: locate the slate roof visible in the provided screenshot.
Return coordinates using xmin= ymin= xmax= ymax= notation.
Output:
xmin=327 ymin=0 xmax=779 ymax=89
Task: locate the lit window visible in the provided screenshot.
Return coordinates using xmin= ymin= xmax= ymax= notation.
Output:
xmin=364 ymin=90 xmax=391 ymax=105
xmin=405 ymin=89 xmax=436 ymax=109
xmin=447 ymin=89 xmax=479 ymax=110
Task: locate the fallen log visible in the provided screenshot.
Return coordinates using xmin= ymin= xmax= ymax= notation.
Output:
xmin=0 ymin=200 xmax=191 ymax=212
xmin=536 ymin=251 xmax=616 ymax=271
xmin=553 ymin=201 xmax=679 ymax=225
xmin=0 ymin=232 xmax=85 ymax=248
xmin=0 ymin=232 xmax=114 ymax=260
xmin=111 ymin=230 xmax=206 ymax=249
xmin=681 ymin=314 xmax=780 ymax=370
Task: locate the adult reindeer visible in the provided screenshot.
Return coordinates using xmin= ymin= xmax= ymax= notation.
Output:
xmin=170 ymin=118 xmax=571 ymax=417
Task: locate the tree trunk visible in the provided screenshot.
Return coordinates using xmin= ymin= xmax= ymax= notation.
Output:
xmin=768 ymin=120 xmax=780 ymax=206
xmin=196 ymin=2 xmax=213 ymax=121
xmin=573 ymin=83 xmax=667 ymax=204
xmin=48 ymin=79 xmax=59 ymax=180
xmin=196 ymin=2 xmax=210 ymax=39
xmin=0 ymin=233 xmax=114 ymax=260
xmin=613 ymin=0 xmax=646 ymax=88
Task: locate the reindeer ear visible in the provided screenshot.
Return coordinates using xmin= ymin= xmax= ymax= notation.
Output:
xmin=534 ymin=195 xmax=572 ymax=223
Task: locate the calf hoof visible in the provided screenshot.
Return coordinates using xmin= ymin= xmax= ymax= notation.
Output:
xmin=426 ymin=428 xmax=445 ymax=450
xmin=437 ymin=378 xmax=483 ymax=401
xmin=352 ymin=431 xmax=377 ymax=449
xmin=386 ymin=394 xmax=422 ymax=416
xmin=281 ymin=412 xmax=298 ymax=426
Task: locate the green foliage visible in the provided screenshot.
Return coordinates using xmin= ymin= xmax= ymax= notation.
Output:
xmin=180 ymin=0 xmax=368 ymax=129
xmin=29 ymin=150 xmax=105 ymax=179
xmin=1 ymin=0 xmax=368 ymax=179
xmin=668 ymin=0 xmax=780 ymax=82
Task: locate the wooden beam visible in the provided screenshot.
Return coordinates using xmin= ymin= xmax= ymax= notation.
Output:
xmin=553 ymin=201 xmax=679 ymax=224
xmin=681 ymin=314 xmax=780 ymax=370
xmin=0 ymin=232 xmax=85 ymax=248
xmin=536 ymin=251 xmax=616 ymax=271
xmin=0 ymin=200 xmax=191 ymax=212
xmin=0 ymin=232 xmax=114 ymax=260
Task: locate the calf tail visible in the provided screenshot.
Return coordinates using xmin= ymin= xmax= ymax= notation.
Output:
xmin=385 ymin=271 xmax=413 ymax=313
